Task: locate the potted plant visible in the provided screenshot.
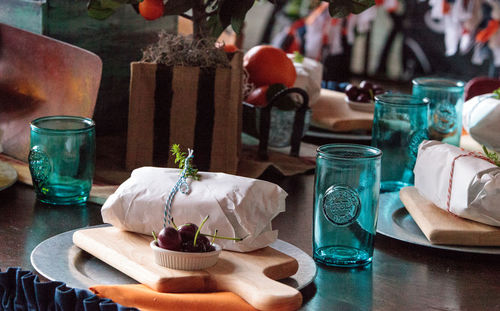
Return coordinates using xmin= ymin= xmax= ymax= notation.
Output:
xmin=87 ymin=0 xmax=376 ymax=41
xmin=86 ymin=0 xmax=375 ymax=173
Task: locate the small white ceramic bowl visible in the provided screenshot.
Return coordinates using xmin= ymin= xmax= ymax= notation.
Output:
xmin=344 ymin=95 xmax=374 ymax=112
xmin=150 ymin=241 xmax=222 ymax=270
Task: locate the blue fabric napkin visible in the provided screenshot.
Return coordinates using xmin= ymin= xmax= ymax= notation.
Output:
xmin=0 ymin=267 xmax=138 ymax=311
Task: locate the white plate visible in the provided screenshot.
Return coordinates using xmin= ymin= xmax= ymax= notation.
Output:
xmin=344 ymin=95 xmax=374 ymax=112
xmin=0 ymin=160 xmax=18 ymax=191
xmin=377 ymin=192 xmax=500 ymax=254
xmin=31 ymin=225 xmax=317 ymax=291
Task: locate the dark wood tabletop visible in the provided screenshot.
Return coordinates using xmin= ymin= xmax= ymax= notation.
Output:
xmin=1 ymin=173 xmax=500 ymax=310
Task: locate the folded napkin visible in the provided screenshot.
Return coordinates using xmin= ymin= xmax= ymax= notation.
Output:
xmin=414 ymin=140 xmax=500 ymax=226
xmin=90 ymin=284 xmax=256 ymax=311
xmin=102 ymin=167 xmax=287 ymax=252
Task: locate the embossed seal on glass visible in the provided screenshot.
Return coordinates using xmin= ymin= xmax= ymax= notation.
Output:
xmin=432 ymin=101 xmax=457 ymax=134
xmin=28 ymin=146 xmax=51 ymax=183
xmin=408 ymin=129 xmax=429 ymax=165
xmin=322 ymin=185 xmax=361 ymax=226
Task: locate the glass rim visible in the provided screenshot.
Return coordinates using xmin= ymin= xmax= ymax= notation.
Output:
xmin=316 ymin=143 xmax=382 ymax=160
xmin=411 ymin=77 xmax=465 ymax=90
xmin=30 ymin=115 xmax=95 ymax=134
xmin=374 ymin=93 xmax=429 ymax=107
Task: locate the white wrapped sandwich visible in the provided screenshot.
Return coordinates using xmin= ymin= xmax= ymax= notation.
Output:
xmin=101 ymin=167 xmax=287 ymax=252
xmin=414 ymin=140 xmax=500 ymax=226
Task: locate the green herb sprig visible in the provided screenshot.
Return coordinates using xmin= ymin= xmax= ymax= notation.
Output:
xmin=493 ymin=87 xmax=500 ymax=99
xmin=482 ymin=145 xmax=500 ymax=167
xmin=170 ymin=144 xmax=200 ymax=180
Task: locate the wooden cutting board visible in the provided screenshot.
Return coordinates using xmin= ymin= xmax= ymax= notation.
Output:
xmin=400 ymin=187 xmax=500 ymax=246
xmin=73 ymin=227 xmax=303 ymax=311
xmin=311 ymin=89 xmax=373 ymax=132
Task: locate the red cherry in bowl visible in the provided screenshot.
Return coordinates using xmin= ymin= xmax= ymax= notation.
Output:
xmin=157 ymin=226 xmax=182 ymax=251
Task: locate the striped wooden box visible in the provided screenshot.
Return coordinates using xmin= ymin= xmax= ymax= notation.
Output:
xmin=126 ymin=52 xmax=243 ymax=174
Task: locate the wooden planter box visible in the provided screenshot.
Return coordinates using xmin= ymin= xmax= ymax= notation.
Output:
xmin=126 ymin=52 xmax=244 ymax=174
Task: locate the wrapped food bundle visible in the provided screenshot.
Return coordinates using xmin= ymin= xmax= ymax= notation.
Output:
xmin=414 ymin=140 xmax=500 ymax=226
xmin=462 ymin=94 xmax=500 ymax=151
xmin=287 ymin=54 xmax=323 ymax=107
xmin=101 ymin=167 xmax=287 ymax=252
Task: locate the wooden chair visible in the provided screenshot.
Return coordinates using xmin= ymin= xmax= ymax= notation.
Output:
xmin=0 ymin=23 xmax=102 ymax=162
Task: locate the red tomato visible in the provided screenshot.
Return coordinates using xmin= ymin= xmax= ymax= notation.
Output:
xmin=246 ymin=85 xmax=269 ymax=107
xmin=139 ymin=0 xmax=164 ymax=21
xmin=224 ymin=44 xmax=238 ymax=53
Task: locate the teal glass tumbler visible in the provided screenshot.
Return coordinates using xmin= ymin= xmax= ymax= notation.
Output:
xmin=29 ymin=116 xmax=96 ymax=205
xmin=313 ymin=144 xmax=382 ymax=267
xmin=371 ymin=94 xmax=429 ymax=192
xmin=412 ymin=77 xmax=465 ymax=146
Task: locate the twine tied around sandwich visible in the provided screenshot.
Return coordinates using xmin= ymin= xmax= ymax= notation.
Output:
xmin=164 ymin=149 xmax=194 ymax=228
xmin=446 ymin=150 xmax=495 ymax=213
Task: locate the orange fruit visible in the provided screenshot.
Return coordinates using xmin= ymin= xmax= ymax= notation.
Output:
xmin=243 ymin=45 xmax=297 ymax=87
xmin=246 ymin=85 xmax=269 ymax=107
xmin=139 ymin=0 xmax=164 ymax=21
xmin=224 ymin=44 xmax=238 ymax=53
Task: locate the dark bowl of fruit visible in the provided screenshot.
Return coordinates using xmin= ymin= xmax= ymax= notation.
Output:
xmin=344 ymin=81 xmax=385 ymax=113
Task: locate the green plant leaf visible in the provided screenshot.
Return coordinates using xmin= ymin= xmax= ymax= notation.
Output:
xmin=216 ymin=0 xmax=254 ymax=35
xmin=100 ymin=0 xmax=127 ymax=9
xmin=293 ymin=51 xmax=304 ymax=63
xmin=327 ymin=0 xmax=375 ymax=18
xmin=230 ymin=0 xmax=254 ymax=34
xmin=87 ymin=0 xmax=140 ymax=19
xmin=493 ymin=87 xmax=500 ymax=99
xmin=483 ymin=145 xmax=500 ymax=166
xmin=87 ymin=0 xmax=117 ymax=19
xmin=164 ymin=0 xmax=194 ymax=15
xmin=207 ymin=15 xmax=226 ymax=39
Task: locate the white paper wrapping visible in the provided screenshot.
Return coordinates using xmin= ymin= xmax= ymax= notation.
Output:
xmin=101 ymin=167 xmax=288 ymax=252
xmin=287 ymin=54 xmax=323 ymax=107
xmin=462 ymin=94 xmax=500 ymax=151
xmin=414 ymin=140 xmax=500 ymax=226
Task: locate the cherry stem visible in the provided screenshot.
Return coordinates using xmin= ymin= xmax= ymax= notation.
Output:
xmin=210 ymin=229 xmax=218 ymax=246
xmin=170 ymin=218 xmax=178 ymax=230
xmin=152 ymin=231 xmax=158 ymax=244
xmin=201 ymin=233 xmax=243 ymax=241
xmin=193 ymin=215 xmax=209 ymax=247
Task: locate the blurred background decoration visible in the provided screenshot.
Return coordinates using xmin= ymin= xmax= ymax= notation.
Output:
xmin=261 ymin=0 xmax=500 ymax=87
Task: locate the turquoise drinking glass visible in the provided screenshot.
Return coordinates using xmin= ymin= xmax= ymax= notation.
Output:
xmin=412 ymin=77 xmax=465 ymax=146
xmin=313 ymin=144 xmax=382 ymax=267
xmin=29 ymin=116 xmax=96 ymax=205
xmin=371 ymin=94 xmax=429 ymax=193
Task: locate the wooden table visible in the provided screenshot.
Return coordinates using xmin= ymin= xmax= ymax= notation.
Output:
xmin=1 ymin=174 xmax=500 ymax=310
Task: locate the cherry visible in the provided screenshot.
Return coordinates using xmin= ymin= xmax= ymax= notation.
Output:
xmin=181 ymin=241 xmax=205 ymax=252
xmin=356 ymin=92 xmax=371 ymax=103
xmin=178 ymin=223 xmax=198 ymax=242
xmin=345 ymin=84 xmax=359 ymax=101
xmin=157 ymin=226 xmax=182 ymax=251
xmin=359 ymin=80 xmax=373 ymax=92
xmin=196 ymin=235 xmax=212 ymax=250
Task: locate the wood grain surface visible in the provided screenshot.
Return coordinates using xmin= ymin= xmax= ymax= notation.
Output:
xmin=73 ymin=226 xmax=302 ymax=311
xmin=310 ymin=89 xmax=373 ymax=132
xmin=400 ymin=186 xmax=500 ymax=246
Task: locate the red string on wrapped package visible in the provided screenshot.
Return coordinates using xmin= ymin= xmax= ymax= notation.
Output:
xmin=446 ymin=152 xmax=495 ymax=213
